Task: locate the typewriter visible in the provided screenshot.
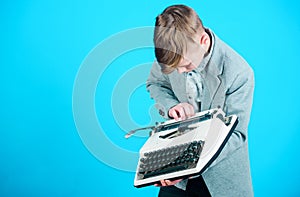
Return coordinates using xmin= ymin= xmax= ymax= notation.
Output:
xmin=126 ymin=107 xmax=238 ymax=188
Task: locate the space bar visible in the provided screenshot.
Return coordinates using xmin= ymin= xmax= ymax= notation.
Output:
xmin=144 ymin=164 xmax=188 ymax=179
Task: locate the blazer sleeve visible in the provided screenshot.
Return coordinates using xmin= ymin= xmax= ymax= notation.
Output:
xmin=146 ymin=62 xmax=180 ymax=119
xmin=207 ymin=66 xmax=255 ymax=168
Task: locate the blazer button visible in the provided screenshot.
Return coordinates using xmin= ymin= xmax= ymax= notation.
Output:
xmin=159 ymin=110 xmax=165 ymax=116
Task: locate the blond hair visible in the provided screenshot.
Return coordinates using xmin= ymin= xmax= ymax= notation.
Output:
xmin=154 ymin=5 xmax=204 ymax=74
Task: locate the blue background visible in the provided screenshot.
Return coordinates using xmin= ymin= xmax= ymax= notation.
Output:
xmin=1 ymin=0 xmax=300 ymax=196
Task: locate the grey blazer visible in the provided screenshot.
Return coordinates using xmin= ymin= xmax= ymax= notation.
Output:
xmin=146 ymin=30 xmax=254 ymax=196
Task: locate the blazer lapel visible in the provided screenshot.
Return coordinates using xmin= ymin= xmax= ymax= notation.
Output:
xmin=201 ymin=61 xmax=225 ymax=110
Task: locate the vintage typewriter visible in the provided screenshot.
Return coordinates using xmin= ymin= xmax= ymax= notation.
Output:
xmin=126 ymin=107 xmax=238 ymax=188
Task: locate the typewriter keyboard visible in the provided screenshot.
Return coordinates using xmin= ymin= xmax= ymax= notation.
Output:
xmin=137 ymin=140 xmax=204 ymax=180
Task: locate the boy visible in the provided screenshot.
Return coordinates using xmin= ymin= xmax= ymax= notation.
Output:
xmin=147 ymin=4 xmax=254 ymax=197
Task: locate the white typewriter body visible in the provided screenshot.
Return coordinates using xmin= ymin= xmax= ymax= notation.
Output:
xmin=133 ymin=108 xmax=238 ymax=188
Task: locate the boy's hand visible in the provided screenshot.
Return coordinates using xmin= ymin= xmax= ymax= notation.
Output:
xmin=154 ymin=179 xmax=183 ymax=187
xmin=168 ymin=103 xmax=195 ymax=121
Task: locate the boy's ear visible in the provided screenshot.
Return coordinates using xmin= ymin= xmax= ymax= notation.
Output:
xmin=200 ymin=33 xmax=209 ymax=45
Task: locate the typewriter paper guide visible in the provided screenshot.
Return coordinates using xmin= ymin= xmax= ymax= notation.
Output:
xmin=133 ymin=108 xmax=238 ymax=188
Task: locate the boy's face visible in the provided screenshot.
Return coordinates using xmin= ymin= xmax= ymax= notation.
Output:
xmin=176 ymin=35 xmax=206 ymax=74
